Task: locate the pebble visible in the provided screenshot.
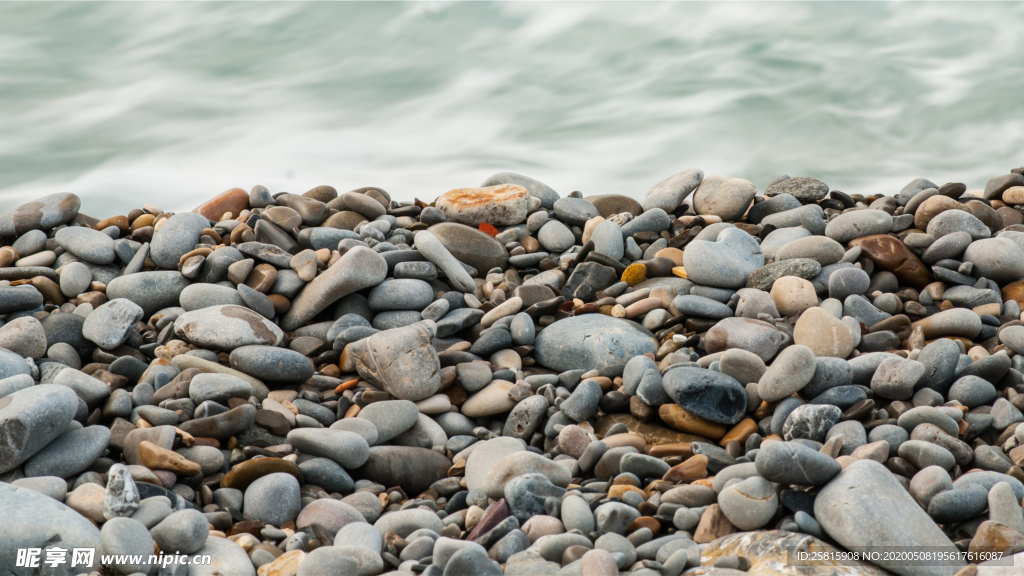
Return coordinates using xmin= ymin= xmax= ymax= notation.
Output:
xmin=815 ymin=460 xmax=965 ymax=575
xmin=55 ymin=226 xmax=116 ymax=265
xmin=692 ymin=175 xmax=757 ymax=221
xmin=287 ymin=428 xmax=370 ymax=469
xmin=243 ymin=472 xmax=301 ymax=526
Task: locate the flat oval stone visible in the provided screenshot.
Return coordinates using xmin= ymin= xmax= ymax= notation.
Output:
xmin=356 ymin=400 xmax=418 ymax=443
xmin=642 ymin=169 xmax=703 ymax=213
xmin=814 ymin=460 xmax=964 ymax=575
xmin=287 ymin=429 xmax=369 ymax=469
xmin=55 ymin=226 xmax=115 ymax=265
xmin=849 ymin=234 xmax=932 ymax=289
xmin=0 ymin=482 xmax=101 ymax=570
xmin=755 ymin=441 xmax=841 ymax=486
xmin=23 ymin=424 xmax=110 ymax=479
xmin=174 ymin=305 xmax=284 ymax=350
xmin=436 ymin=184 xmax=529 ymax=226
xmin=705 ymin=317 xmax=786 ymax=362
xmin=281 ymin=246 xmax=388 ymax=331
xmin=229 ymin=345 xmax=314 ymax=384
xmin=354 ymin=446 xmax=452 ymax=496
xmin=824 ymin=209 xmax=893 ymax=243
xmin=534 ymin=315 xmax=657 ymax=372
xmin=927 ymin=209 xmax=990 ymax=240
xmin=107 ymin=271 xmax=190 ymax=317
xmin=428 ymin=222 xmax=509 ymax=273
xmin=220 ymin=457 xmax=302 ymax=491
xmin=0 ymin=193 xmax=81 ymax=236
xmin=179 ymin=284 xmax=243 ymax=311
xmin=368 ymin=278 xmax=434 ymax=311
xmin=177 ymin=404 xmax=256 ymax=440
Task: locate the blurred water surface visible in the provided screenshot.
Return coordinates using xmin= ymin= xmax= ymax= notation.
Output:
xmin=1 ymin=2 xmax=1023 ymax=214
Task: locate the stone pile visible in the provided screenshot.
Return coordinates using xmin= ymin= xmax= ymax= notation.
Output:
xmin=2 ymin=167 xmax=1024 ymax=575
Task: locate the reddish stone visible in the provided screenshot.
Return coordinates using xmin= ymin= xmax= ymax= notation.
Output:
xmin=850 ymin=234 xmax=933 ymax=289
xmin=194 ymin=188 xmax=249 ymax=221
xmin=467 ymin=498 xmax=509 ymax=541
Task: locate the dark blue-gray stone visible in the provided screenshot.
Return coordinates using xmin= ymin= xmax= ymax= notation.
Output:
xmin=917 ymin=339 xmax=961 ymax=395
xmin=504 ymin=473 xmax=566 ymax=523
xmin=0 ymin=286 xmax=44 ymax=314
xmin=927 ymin=485 xmax=988 ymax=524
xmin=755 ymin=441 xmax=841 ymax=486
xmin=801 ymin=357 xmax=853 ymax=399
xmin=368 ymin=279 xmax=434 ymax=311
xmin=229 ymin=345 xmax=314 ymax=384
xmin=469 ymin=327 xmax=512 ymax=357
xmin=662 ymin=367 xmax=746 ymax=425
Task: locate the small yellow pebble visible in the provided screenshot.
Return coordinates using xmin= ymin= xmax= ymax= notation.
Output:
xmin=672 ymin=266 xmax=687 ymax=279
xmin=621 ymin=263 xmax=647 ymax=286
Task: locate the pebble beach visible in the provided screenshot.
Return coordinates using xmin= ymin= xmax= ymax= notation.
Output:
xmin=3 ymin=167 xmax=1024 ymax=576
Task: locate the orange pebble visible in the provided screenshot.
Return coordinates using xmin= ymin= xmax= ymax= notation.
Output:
xmin=334 ymin=378 xmax=359 ymax=395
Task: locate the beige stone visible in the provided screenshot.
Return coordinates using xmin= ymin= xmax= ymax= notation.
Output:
xmin=65 ymin=482 xmax=106 ymax=524
xmin=770 ymin=276 xmax=818 ymax=316
xmin=794 ymin=307 xmax=856 ymax=358
xmin=256 ymin=549 xmax=305 ymax=576
xmin=1002 ymin=186 xmax=1024 ymax=205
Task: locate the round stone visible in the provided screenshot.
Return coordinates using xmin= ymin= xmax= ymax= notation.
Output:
xmin=243 ymin=473 xmax=300 ymax=526
xmin=963 ymin=237 xmax=1024 ymax=284
xmin=662 ymin=367 xmax=747 ymax=425
xmin=718 ymin=476 xmax=779 ymax=530
xmin=692 ymin=175 xmax=757 ymax=221
xmin=151 ymin=509 xmax=209 ymax=554
xmin=537 ymin=220 xmax=575 ymax=253
xmin=59 ymin=261 xmax=92 ymax=297
xmin=100 ymin=517 xmax=155 ymax=574
xmin=770 ymin=276 xmax=818 ymax=316
xmin=783 ymin=404 xmax=841 ymax=442
xmin=794 ymin=307 xmax=857 ymax=358
xmin=0 ymin=316 xmax=47 ymax=359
